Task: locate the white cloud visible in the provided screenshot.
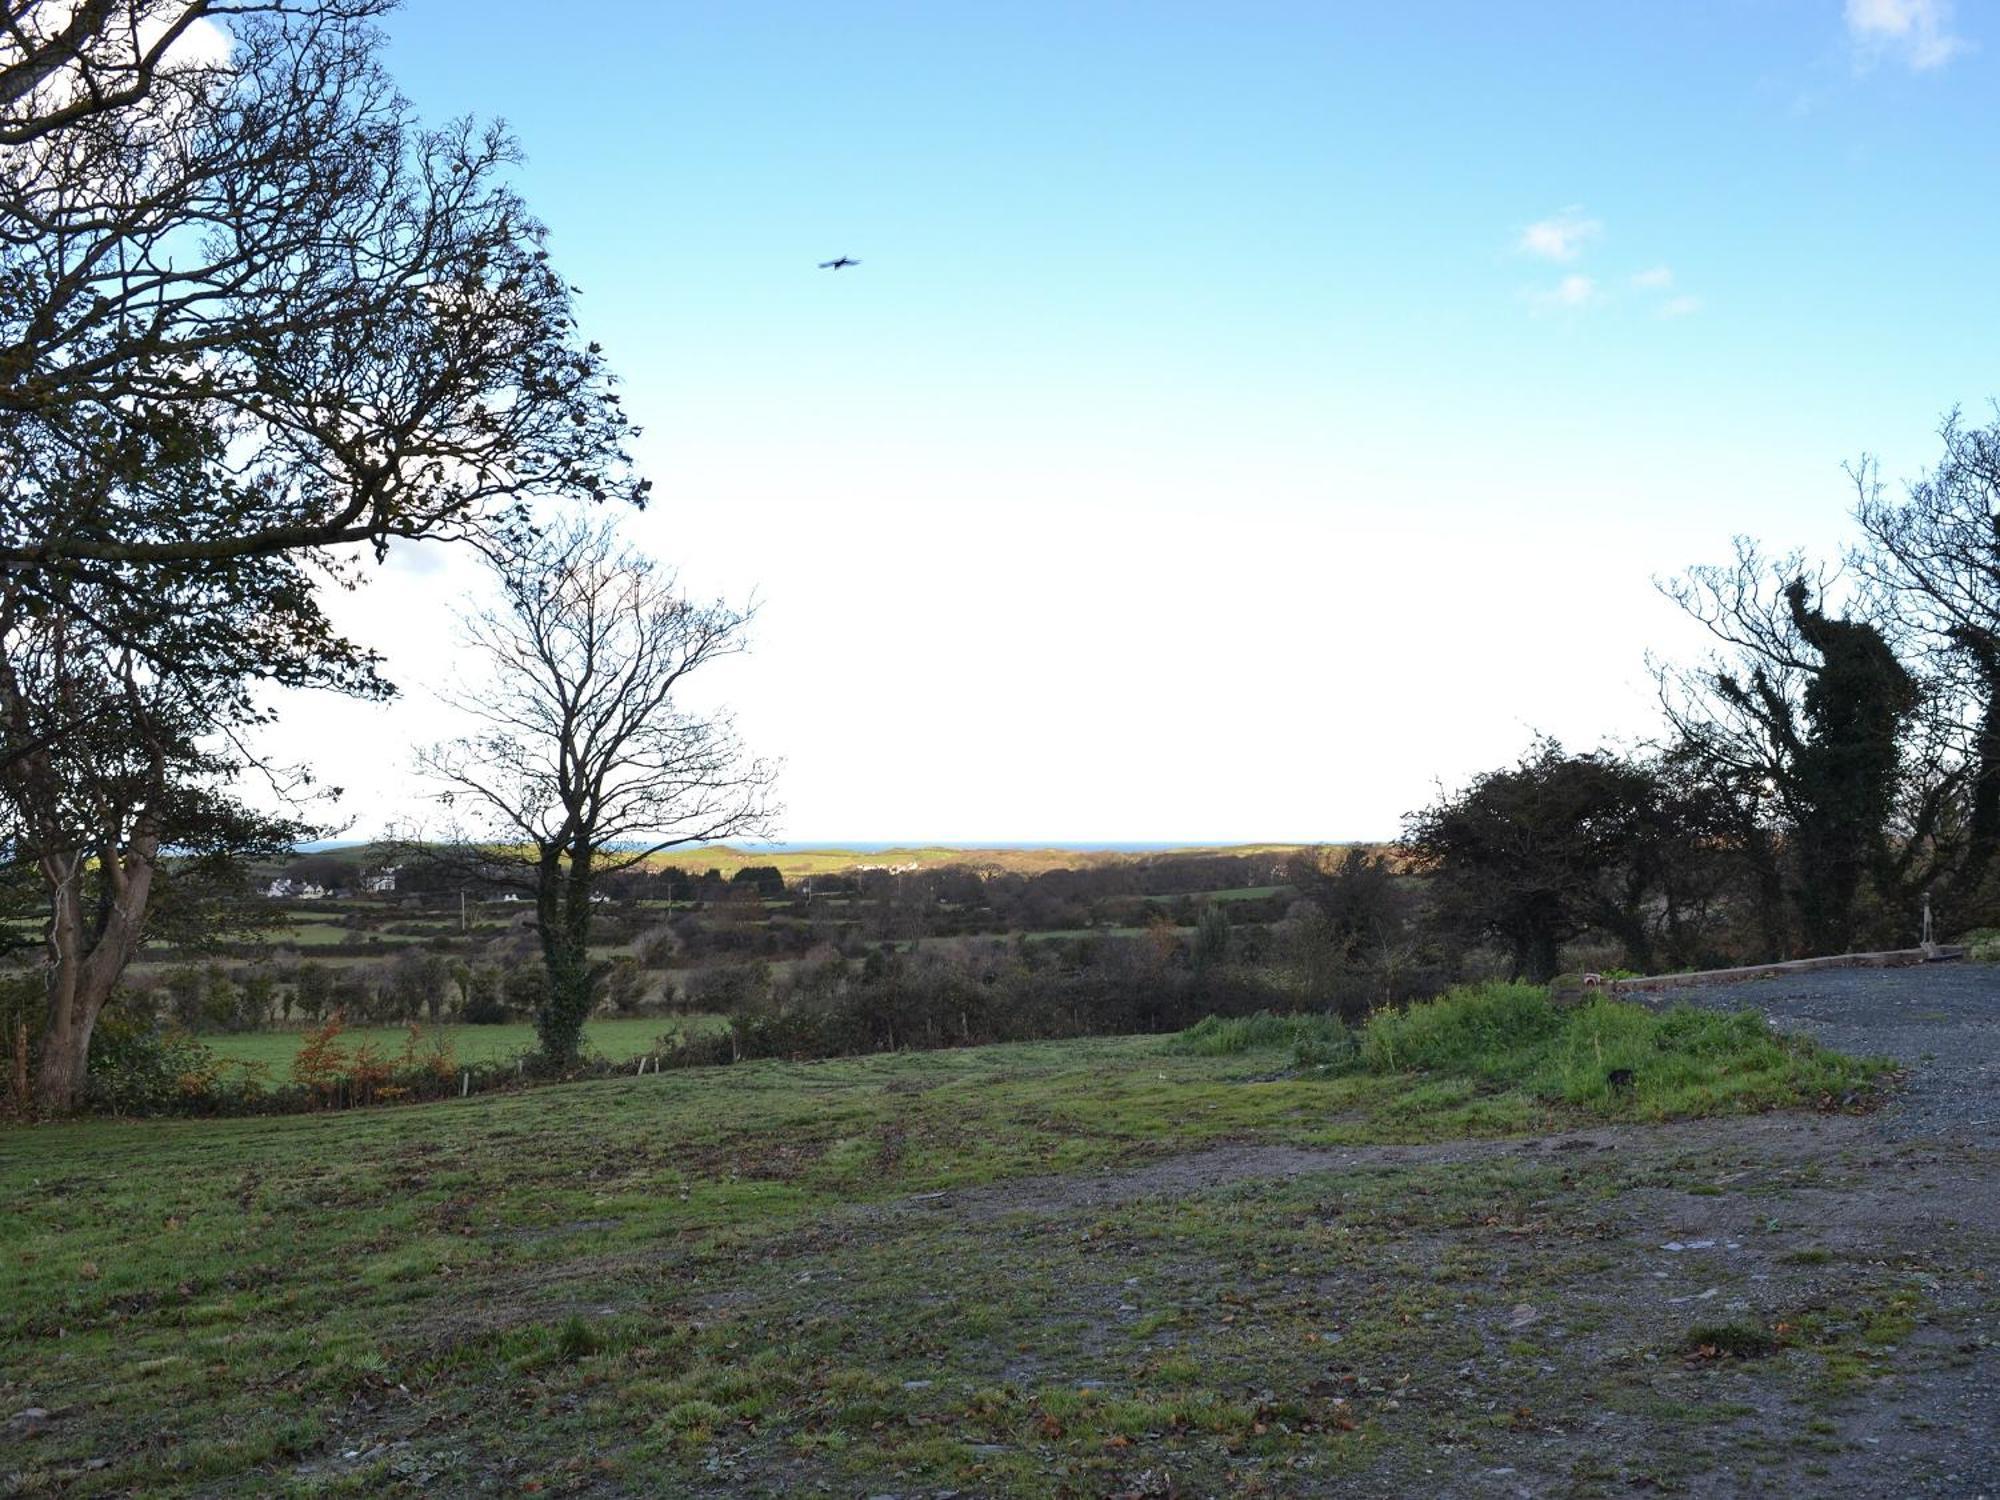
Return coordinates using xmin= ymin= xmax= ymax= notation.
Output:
xmin=1631 ymin=266 xmax=1674 ymax=290
xmin=1844 ymin=0 xmax=1968 ymax=70
xmin=1528 ymin=274 xmax=1600 ymax=312
xmin=1660 ymin=295 xmax=1703 ymax=318
xmin=1518 ymin=208 xmax=1602 ymax=263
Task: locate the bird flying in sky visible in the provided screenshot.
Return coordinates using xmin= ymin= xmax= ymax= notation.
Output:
xmin=818 ymin=256 xmax=860 ymax=269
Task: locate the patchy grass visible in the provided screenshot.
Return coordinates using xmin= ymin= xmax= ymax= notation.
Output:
xmin=0 ymin=1019 xmax=1968 ymax=1497
xmin=1167 ymin=1010 xmax=1349 ymax=1057
xmin=205 ymin=1015 xmax=724 ymax=1072
xmin=1244 ymin=982 xmax=1895 ymax=1120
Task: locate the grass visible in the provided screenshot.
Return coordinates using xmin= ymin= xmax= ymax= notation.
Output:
xmin=1168 ymin=1010 xmax=1351 ymax=1057
xmin=1169 ymin=984 xmax=1888 ymax=1122
xmin=1348 ymin=982 xmax=1887 ymax=1118
xmin=1141 ymin=884 xmax=1291 ymax=903
xmin=205 ymin=1016 xmax=723 ymax=1071
xmin=0 ymin=993 xmax=1920 ymax=1496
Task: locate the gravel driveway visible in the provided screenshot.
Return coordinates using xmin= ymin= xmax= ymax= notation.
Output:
xmin=1648 ymin=960 xmax=1999 ymax=1141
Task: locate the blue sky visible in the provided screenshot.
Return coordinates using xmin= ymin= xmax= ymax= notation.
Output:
xmin=287 ymin=1 xmax=2000 ymax=843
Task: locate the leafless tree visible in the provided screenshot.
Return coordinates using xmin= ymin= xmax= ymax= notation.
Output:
xmin=2 ymin=1 xmax=306 ymax=144
xmin=415 ymin=522 xmax=778 ymax=1065
xmin=1850 ymin=410 xmax=2000 ymax=914
xmin=1 ymin=2 xmax=643 ymax=674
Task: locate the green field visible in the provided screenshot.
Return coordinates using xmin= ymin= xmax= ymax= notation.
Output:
xmin=1142 ymin=883 xmax=1291 ymax=902
xmin=0 ymin=992 xmax=1918 ymax=1497
xmin=205 ymin=1017 xmax=720 ymax=1074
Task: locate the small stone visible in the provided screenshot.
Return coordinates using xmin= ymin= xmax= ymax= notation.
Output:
xmin=6 ymin=1408 xmax=50 ymax=1438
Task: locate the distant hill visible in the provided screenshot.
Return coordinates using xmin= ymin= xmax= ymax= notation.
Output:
xmin=281 ymin=840 xmax=1372 ymax=880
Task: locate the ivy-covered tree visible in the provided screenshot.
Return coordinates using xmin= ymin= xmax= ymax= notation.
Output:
xmin=1852 ymin=410 xmax=2000 ymax=922
xmin=413 ymin=522 xmax=777 ymax=1067
xmin=1660 ymin=541 xmax=1932 ymax=956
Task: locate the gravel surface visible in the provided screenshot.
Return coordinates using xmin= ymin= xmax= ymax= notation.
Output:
xmin=1649 ymin=960 xmax=1999 ymax=1142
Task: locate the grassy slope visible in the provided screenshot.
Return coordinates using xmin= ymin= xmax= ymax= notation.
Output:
xmin=203 ymin=1017 xmax=722 ymax=1075
xmin=0 ymin=993 xmax=1904 ymax=1497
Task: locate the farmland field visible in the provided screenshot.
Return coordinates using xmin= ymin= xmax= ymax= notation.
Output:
xmin=204 ymin=1017 xmax=722 ymax=1074
xmin=5 ymin=989 xmax=1986 ymax=1498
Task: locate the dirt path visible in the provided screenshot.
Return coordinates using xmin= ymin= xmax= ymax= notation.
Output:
xmin=781 ymin=968 xmax=1996 ymax=1498
xmin=876 ymin=1113 xmax=1912 ymax=1225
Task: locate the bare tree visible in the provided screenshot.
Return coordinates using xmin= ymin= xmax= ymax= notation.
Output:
xmin=1851 ymin=410 xmax=2000 ymax=917
xmin=416 ymin=522 xmax=778 ymax=1066
xmin=1 ymin=2 xmax=643 ymax=688
xmin=3 ymin=3 xmax=401 ymax=146
xmin=2 ymin=1 xmax=269 ymax=144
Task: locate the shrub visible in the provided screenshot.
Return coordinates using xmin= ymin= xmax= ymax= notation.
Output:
xmin=399 ymin=1023 xmax=457 ymax=1081
xmin=682 ymin=962 xmax=771 ymax=1015
xmin=347 ymin=1039 xmax=392 ymax=1104
xmin=1359 ymin=982 xmax=1561 ymax=1077
xmin=1959 ymin=928 xmax=2000 ymax=962
xmin=461 ymin=964 xmax=510 ymax=1024
xmin=291 ymin=1012 xmax=350 ymax=1102
xmin=86 ymin=1010 xmax=232 ymax=1115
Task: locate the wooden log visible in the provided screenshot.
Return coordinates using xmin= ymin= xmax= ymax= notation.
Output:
xmin=1609 ymin=946 xmax=1965 ymax=995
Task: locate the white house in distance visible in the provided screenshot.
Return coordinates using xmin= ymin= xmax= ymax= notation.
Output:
xmin=363 ymin=866 xmax=400 ymax=894
xmin=265 ymin=878 xmax=330 ymax=900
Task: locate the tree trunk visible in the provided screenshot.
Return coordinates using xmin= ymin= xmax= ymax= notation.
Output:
xmin=1946 ymin=645 xmax=2000 ymax=916
xmin=534 ymin=843 xmax=597 ymax=1067
xmin=31 ymin=825 xmax=158 ymax=1113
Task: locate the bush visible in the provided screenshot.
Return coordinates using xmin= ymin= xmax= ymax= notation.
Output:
xmin=1959 ymin=928 xmax=2000 ymax=962
xmin=1359 ymin=982 xmax=1562 ymax=1077
xmin=681 ymin=962 xmax=771 ymax=1015
xmin=461 ymin=964 xmax=510 ymax=1024
xmin=86 ymin=1010 xmax=246 ymax=1115
xmin=662 ymin=953 xmax=1293 ymax=1069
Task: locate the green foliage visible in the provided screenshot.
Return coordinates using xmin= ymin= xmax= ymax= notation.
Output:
xmin=1168 ymin=1011 xmax=1347 ymax=1057
xmin=1959 ymin=928 xmax=2000 ymax=961
xmin=1190 ymin=904 xmax=1231 ymax=971
xmin=1358 ymin=983 xmax=1563 ymax=1077
xmin=84 ymin=1009 xmax=235 ymax=1115
xmin=1350 ymin=982 xmax=1887 ymax=1117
